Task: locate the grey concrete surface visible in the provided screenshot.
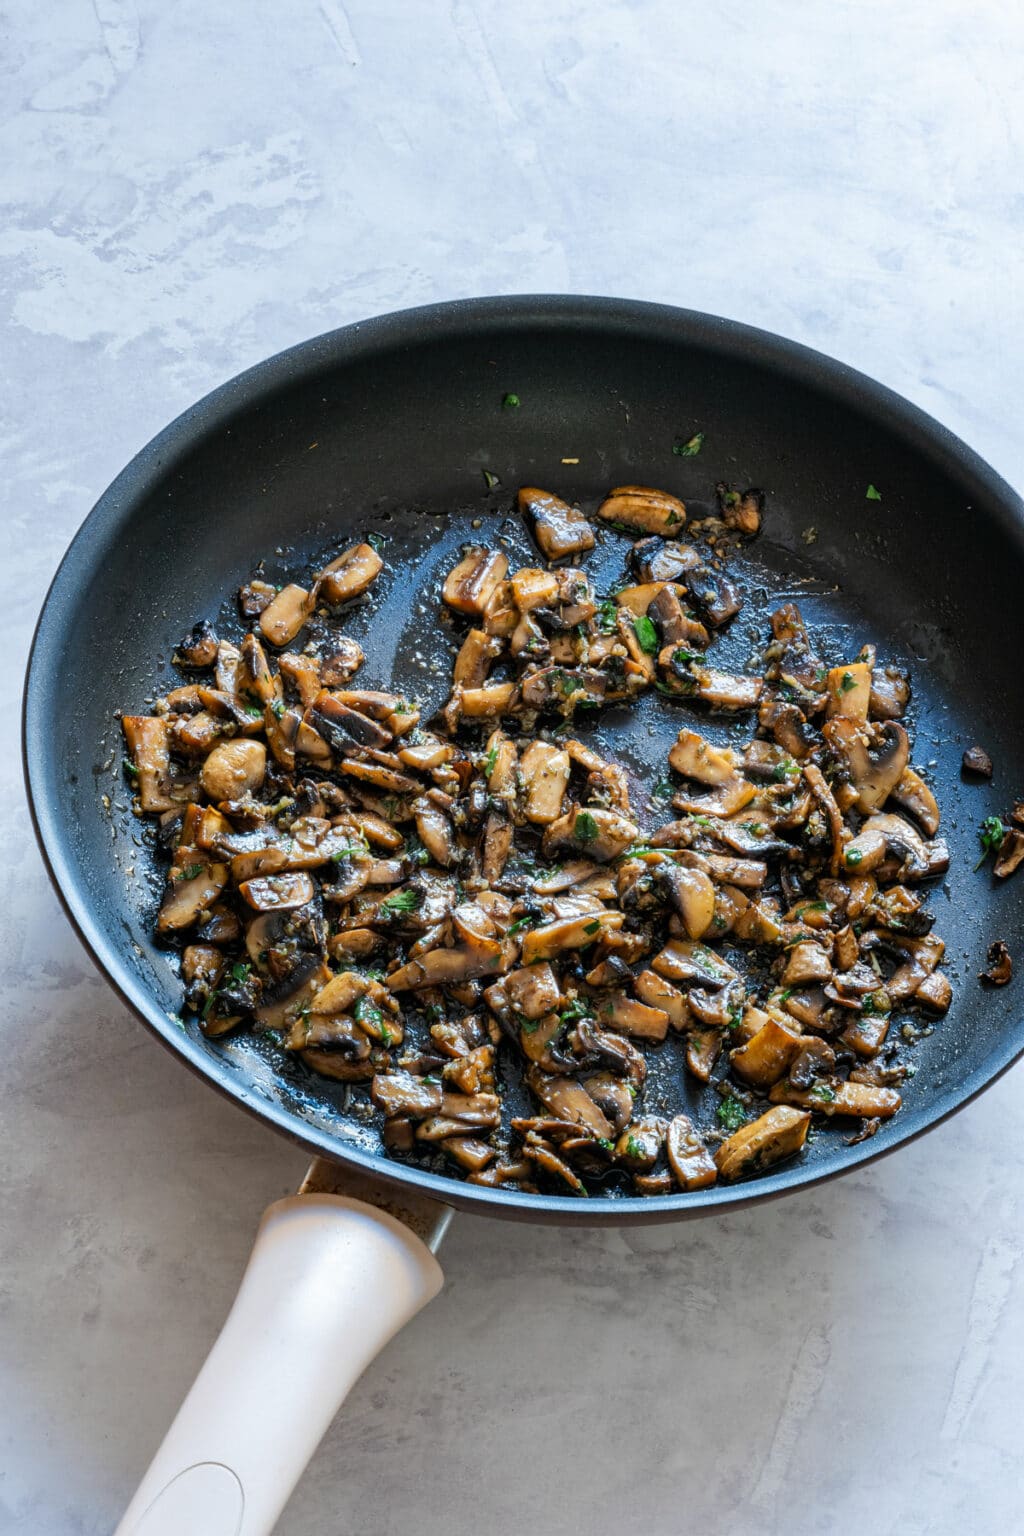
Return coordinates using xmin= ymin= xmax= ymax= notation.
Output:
xmin=3 ymin=1 xmax=1024 ymax=1532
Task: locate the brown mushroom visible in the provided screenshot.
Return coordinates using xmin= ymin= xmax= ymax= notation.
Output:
xmin=714 ymin=1106 xmax=811 ymax=1180
xmin=318 ymin=543 xmax=384 ymax=605
xmin=259 ymin=584 xmax=315 ymax=647
xmin=200 ymin=739 xmax=267 ymax=802
xmin=519 ymin=488 xmax=596 ymax=561
xmin=980 ymin=940 xmax=1012 ymax=986
xmin=961 ymin=744 xmax=993 ymax=778
xmin=542 ymin=806 xmax=639 ymax=863
xmin=666 ymin=1115 xmax=718 ymax=1190
xmin=598 ymin=485 xmax=687 ymax=536
xmin=442 ymin=547 xmax=509 ymax=617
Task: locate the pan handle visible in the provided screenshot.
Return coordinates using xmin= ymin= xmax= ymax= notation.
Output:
xmin=113 ymin=1193 xmax=445 ymax=1536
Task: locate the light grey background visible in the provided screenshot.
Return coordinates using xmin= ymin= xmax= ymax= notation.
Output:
xmin=3 ymin=2 xmax=1024 ymax=1532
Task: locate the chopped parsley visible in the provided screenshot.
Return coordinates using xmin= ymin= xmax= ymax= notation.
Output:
xmin=502 ymin=392 xmax=520 ymax=409
xmin=650 ymin=776 xmax=674 ymax=802
xmin=716 ymin=1096 xmax=747 ymax=1132
xmin=354 ymin=996 xmax=384 ymax=1031
xmin=583 ymin=919 xmax=601 ymax=936
xmin=866 ymin=484 xmax=882 ymax=501
xmin=839 ymin=670 xmax=857 ymax=693
xmin=809 ymin=1083 xmax=836 ymax=1103
xmin=845 ymin=848 xmax=863 ymax=867
xmin=482 ymin=469 xmax=499 ymax=490
xmin=269 ymin=698 xmax=285 ymax=719
xmin=673 ymin=431 xmax=705 ymax=457
xmin=625 ymin=1134 xmax=645 ymax=1159
xmin=380 ymin=887 xmax=422 ymax=914
xmin=632 ymin=614 xmax=659 ymax=654
xmin=484 ymin=745 xmax=499 ymax=777
xmin=175 ymin=862 xmax=205 ymax=883
xmin=508 ymin=913 xmax=537 ymax=935
xmin=123 ymin=759 xmax=139 ymax=782
xmin=574 ymin=810 xmax=599 ymax=845
xmin=559 ymin=998 xmax=594 ymax=1026
xmin=596 ymin=598 xmax=619 ymax=633
xmin=975 ymin=815 xmax=1008 ymax=870
xmin=229 ymin=961 xmax=251 ymax=984
xmin=366 ymin=532 xmax=386 ymax=552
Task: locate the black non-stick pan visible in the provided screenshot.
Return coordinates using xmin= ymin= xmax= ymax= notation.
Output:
xmin=23 ymin=297 xmax=1024 ymax=1534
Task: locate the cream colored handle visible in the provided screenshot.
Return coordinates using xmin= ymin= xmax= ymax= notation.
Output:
xmin=115 ymin=1194 xmax=445 ymax=1536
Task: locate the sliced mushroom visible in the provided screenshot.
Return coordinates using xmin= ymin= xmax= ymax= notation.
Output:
xmin=318 ymin=543 xmax=384 ymax=605
xmin=714 ymin=1105 xmax=811 ymax=1181
xmin=684 ymin=568 xmax=743 ymax=628
xmin=122 ymin=716 xmax=179 ymax=812
xmin=453 ymin=628 xmax=503 ymax=688
xmin=657 ymin=865 xmax=717 ymax=940
xmin=690 ymin=667 xmax=763 ymax=710
xmin=521 ymin=910 xmax=625 ymax=964
xmin=594 ymin=992 xmax=670 ymax=1042
xmin=598 ymin=485 xmax=687 ymax=536
xmin=371 ymin=1071 xmax=444 ymax=1118
xmin=614 ymin=1117 xmax=665 ymax=1171
xmin=666 ymin=1115 xmax=718 ymax=1190
xmin=200 ymin=739 xmax=267 ymax=802
xmin=769 ymin=1079 xmax=901 ymax=1119
xmin=174 ymin=620 xmax=219 ymax=668
xmin=259 ymin=584 xmax=315 ymax=647
xmin=498 ymin=963 xmax=562 ymax=1020
xmin=782 ymin=941 xmax=833 ymax=988
xmin=542 ymin=806 xmax=639 ymax=863
xmin=519 ymin=741 xmax=571 ymax=825
xmin=980 ymin=939 xmax=1012 ymax=986
xmin=668 ymin=728 xmax=737 ymax=785
xmin=518 ymin=488 xmax=596 ymax=561
xmin=630 ymin=538 xmax=702 ymax=583
xmin=994 ymin=830 xmax=1024 ymax=879
xmin=730 ymin=1017 xmax=803 ymax=1088
xmin=715 ymin=483 xmax=763 ymax=536
xmin=320 ymin=638 xmax=366 ymax=686
xmin=525 ymin=1068 xmax=613 ymax=1139
xmin=889 ymin=766 xmax=939 ymax=835
xmin=825 ymin=662 xmax=872 ymax=722
xmin=157 ymin=854 xmax=228 ymax=933
xmin=443 ymin=547 xmax=509 ymax=617
xmin=961 ymin=744 xmax=993 ymax=778
xmin=870 ymin=666 xmax=910 ymax=720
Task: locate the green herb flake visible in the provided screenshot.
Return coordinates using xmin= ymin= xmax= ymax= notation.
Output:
xmin=354 ymin=996 xmax=384 ymax=1030
xmin=716 ymin=1096 xmax=747 ymax=1132
xmin=866 ymin=483 xmax=882 ymax=501
xmin=975 ymin=815 xmax=1008 ymax=869
xmin=559 ymin=999 xmax=594 ymax=1027
xmin=840 ymin=670 xmax=857 ymax=693
xmin=502 ymin=392 xmax=521 ymax=410
xmin=583 ymin=919 xmax=601 ymax=936
xmin=673 ymin=431 xmax=705 ymax=458
xmin=482 ymin=469 xmax=500 ymax=490
xmin=665 ymin=509 xmax=682 ymax=526
xmin=809 ymin=1083 xmax=836 ymax=1103
xmin=123 ymin=759 xmax=139 ymax=781
xmin=633 ymin=614 xmax=659 ymax=654
xmin=845 ymin=848 xmax=863 ymax=867
xmin=625 ymin=1134 xmax=645 ymax=1159
xmin=508 ymin=913 xmax=536 ymax=936
xmin=597 ymin=598 xmax=619 ymax=634
xmin=484 ymin=745 xmax=499 ymax=777
xmin=229 ymin=961 xmax=251 ymax=984
xmin=380 ymin=887 xmax=422 ymax=914
xmin=651 ymin=776 xmax=674 ymax=802
xmin=175 ymin=862 xmax=205 ymax=883
xmin=574 ymin=810 xmax=599 ymax=846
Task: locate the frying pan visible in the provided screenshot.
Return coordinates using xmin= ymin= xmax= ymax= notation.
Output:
xmin=23 ymin=296 xmax=1024 ymax=1534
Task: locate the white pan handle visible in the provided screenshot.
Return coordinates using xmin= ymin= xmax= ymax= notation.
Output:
xmin=114 ymin=1193 xmax=445 ymax=1536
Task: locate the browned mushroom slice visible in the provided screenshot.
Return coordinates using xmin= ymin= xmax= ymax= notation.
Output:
xmin=630 ymin=538 xmax=702 ymax=583
xmin=684 ymin=1028 xmax=721 ymax=1082
xmin=518 ymin=487 xmax=596 ymax=561
xmin=703 ymin=853 xmax=768 ymax=888
xmin=651 ymin=938 xmax=737 ymax=988
xmin=259 ymin=584 xmax=315 ymax=647
xmin=416 ymin=1093 xmax=502 ymax=1140
xmin=769 ymin=1079 xmax=901 ymax=1119
xmin=157 ymin=854 xmax=228 ymax=933
xmin=730 ymin=1017 xmax=803 ymax=1088
xmin=915 ymin=971 xmax=952 ymax=1013
xmin=442 ymin=547 xmax=509 ymax=616
xmin=715 ymin=1105 xmax=811 ymax=1180
xmin=499 ymin=963 xmax=562 ymax=1020
xmin=524 ymin=1068 xmax=613 ymax=1139
xmin=239 ymin=872 xmax=316 ymax=912
xmin=199 ymin=739 xmax=267 ymax=803
xmin=458 ymin=682 xmax=519 ymax=719
xmin=657 ymin=865 xmax=717 ymax=940
xmin=277 ymin=651 xmax=322 ymax=708
xmin=319 ymin=638 xmax=366 ymax=687
xmin=532 ymin=859 xmax=602 ymax=893
xmin=598 ymin=485 xmax=687 ymax=536
xmin=824 ymin=717 xmax=910 ymax=816
xmin=594 ymin=992 xmax=669 ymax=1042
xmin=800 ymin=761 xmax=846 ymax=876
xmin=684 ymin=568 xmax=743 ymax=629
xmin=308 ymin=690 xmax=392 ymax=753
xmin=122 ymin=715 xmax=180 ymax=812
xmin=328 ymin=929 xmax=381 ymax=962
xmin=371 ymin=1071 xmax=444 ymax=1118
xmin=672 ymin=774 xmax=755 ymax=818
xmin=869 ymin=665 xmax=910 ymax=720
xmin=519 ymin=741 xmax=570 ymax=825
xmin=994 ymin=830 xmax=1024 ymax=879
xmin=889 ymin=765 xmax=939 ymax=835
xmin=691 ymin=667 xmax=763 ymax=710
xmin=453 ymin=628 xmax=503 ymax=688
xmin=666 ymin=1115 xmax=718 ymax=1189
xmin=715 ymin=483 xmax=763 ymax=535
xmin=301 ymin=1047 xmax=383 ymax=1083
xmin=612 ymin=581 xmax=681 ymax=617
xmin=979 ymin=940 xmax=1012 ymax=986
xmin=668 ymin=728 xmax=737 ymax=785
xmin=520 ymin=910 xmax=624 ymax=963
xmin=961 ymin=744 xmax=993 ymax=778
xmin=519 ymin=666 xmax=607 ymax=713
xmin=825 ymin=661 xmax=872 ymax=722
xmin=286 ymin=1010 xmax=371 ymax=1054
xmin=388 ymin=932 xmax=504 ymax=989
xmin=644 ymin=586 xmax=709 ymax=653
xmin=318 ymin=543 xmax=384 ymax=605
xmin=782 ymin=941 xmax=833 ymax=988
xmin=337 ymin=759 xmax=419 ymax=795
xmin=411 ymin=800 xmax=455 ymax=867
xmin=613 ymin=1117 xmax=666 ymax=1171
xmin=853 ymin=812 xmax=948 ymax=883
xmin=633 ymin=969 xmax=691 ymax=1030
xmin=542 ymin=806 xmax=639 ymax=863
xmin=256 ymin=961 xmax=332 ymax=1032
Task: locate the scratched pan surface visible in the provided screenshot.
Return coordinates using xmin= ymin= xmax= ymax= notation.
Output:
xmin=23 ymin=296 xmax=1024 ymax=1224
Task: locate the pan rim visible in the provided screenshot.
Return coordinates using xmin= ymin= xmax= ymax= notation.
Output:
xmin=22 ymin=293 xmax=1024 ymax=1225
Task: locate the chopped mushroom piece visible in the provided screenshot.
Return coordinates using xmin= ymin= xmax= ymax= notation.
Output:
xmin=962 ymin=744 xmax=993 ymax=778
xmin=318 ymin=543 xmax=384 ymax=606
xmin=519 ymin=487 xmax=596 ymax=560
xmin=715 ymin=1106 xmax=811 ymax=1181
xmin=200 ymin=740 xmax=267 ymax=802
xmin=122 ymin=716 xmax=178 ymax=812
xmin=980 ymin=940 xmax=1013 ymax=986
xmin=259 ymin=584 xmax=315 ymax=647
xmin=519 ymin=741 xmax=571 ymax=825
xmin=598 ymin=484 xmax=687 ymax=536
xmin=542 ymin=806 xmax=640 ymax=863
xmin=769 ymin=1079 xmax=901 ymax=1119
xmin=730 ymin=1018 xmax=803 ymax=1088
xmin=666 ymin=1115 xmax=717 ymax=1190
xmin=442 ymin=547 xmax=509 ymax=617
xmin=668 ymin=729 xmax=737 ymax=785
xmin=994 ymin=830 xmax=1024 ymax=879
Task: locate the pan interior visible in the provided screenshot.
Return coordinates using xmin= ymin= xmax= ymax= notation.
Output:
xmin=25 ymin=299 xmax=1024 ymax=1220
